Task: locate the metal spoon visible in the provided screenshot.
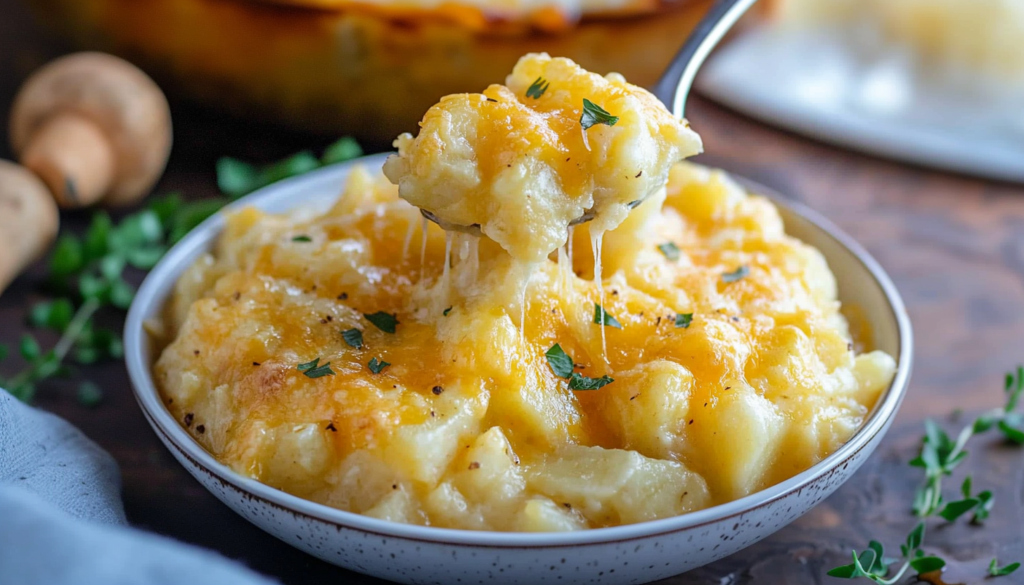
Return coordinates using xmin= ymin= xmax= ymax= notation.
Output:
xmin=420 ymin=0 xmax=758 ymax=235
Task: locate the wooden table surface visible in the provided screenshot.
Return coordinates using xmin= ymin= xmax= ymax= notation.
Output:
xmin=2 ymin=1 xmax=1023 ymax=583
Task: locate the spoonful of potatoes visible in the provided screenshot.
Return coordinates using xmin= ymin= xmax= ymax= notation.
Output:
xmin=383 ymin=0 xmax=757 ymax=265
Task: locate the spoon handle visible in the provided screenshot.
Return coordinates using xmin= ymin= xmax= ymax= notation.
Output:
xmin=651 ymin=0 xmax=759 ymax=118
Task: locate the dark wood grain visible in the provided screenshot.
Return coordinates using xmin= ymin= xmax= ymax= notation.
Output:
xmin=2 ymin=1 xmax=1023 ymax=583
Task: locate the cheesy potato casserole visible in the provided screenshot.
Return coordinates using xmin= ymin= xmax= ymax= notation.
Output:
xmin=155 ymin=55 xmax=895 ymax=531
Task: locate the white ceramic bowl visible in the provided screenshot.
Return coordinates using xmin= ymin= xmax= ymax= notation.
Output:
xmin=124 ymin=153 xmax=912 ymax=585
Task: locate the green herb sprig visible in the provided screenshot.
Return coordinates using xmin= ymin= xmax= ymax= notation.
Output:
xmin=828 ymin=367 xmax=1024 ymax=582
xmin=721 ymin=265 xmax=750 ymax=283
xmin=297 ymin=357 xmax=335 ymax=378
xmin=989 ymin=559 xmax=1021 ymax=577
xmin=593 ymin=304 xmax=622 ymax=329
xmin=580 ymin=99 xmax=619 ymax=131
xmin=368 ymin=357 xmax=390 ymax=374
xmin=526 ymin=77 xmax=549 ymax=99
xmin=217 ymin=137 xmax=363 ymax=200
xmin=364 ymin=312 xmax=399 ymax=334
xmin=657 ymin=242 xmax=680 ymax=261
xmin=544 ymin=343 xmax=614 ymax=391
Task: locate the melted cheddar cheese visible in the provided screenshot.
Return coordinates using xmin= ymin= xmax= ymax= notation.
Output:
xmin=155 ymin=160 xmax=895 ymax=531
xmin=383 ymin=53 xmax=702 ymax=264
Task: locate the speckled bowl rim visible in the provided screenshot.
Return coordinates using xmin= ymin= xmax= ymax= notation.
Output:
xmin=124 ymin=152 xmax=913 ymax=548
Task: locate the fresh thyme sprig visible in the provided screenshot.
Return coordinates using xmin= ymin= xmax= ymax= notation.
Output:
xmin=217 ymin=137 xmax=362 ymax=200
xmin=827 ymin=523 xmax=944 ymax=584
xmin=828 ymin=367 xmax=1024 ymax=582
xmin=911 ymin=367 xmax=1024 ymax=518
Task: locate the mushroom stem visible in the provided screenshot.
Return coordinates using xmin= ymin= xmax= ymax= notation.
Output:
xmin=20 ymin=113 xmax=115 ymax=209
xmin=0 ymin=160 xmax=60 ymax=294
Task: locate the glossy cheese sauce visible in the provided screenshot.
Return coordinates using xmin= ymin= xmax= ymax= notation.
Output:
xmin=155 ymin=160 xmax=896 ymax=531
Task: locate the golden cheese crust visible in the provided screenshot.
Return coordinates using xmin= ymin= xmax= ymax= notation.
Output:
xmin=383 ymin=53 xmax=702 ymax=263
xmin=155 ymin=162 xmax=894 ymax=531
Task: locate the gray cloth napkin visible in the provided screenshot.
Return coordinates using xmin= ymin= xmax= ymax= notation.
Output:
xmin=0 ymin=389 xmax=279 ymax=585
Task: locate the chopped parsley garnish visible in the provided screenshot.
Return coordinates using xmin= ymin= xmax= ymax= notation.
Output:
xmin=657 ymin=242 xmax=680 ymax=261
xmin=721 ymin=265 xmax=750 ymax=283
xmin=368 ymin=357 xmax=390 ymax=374
xmin=297 ymin=357 xmax=335 ymax=378
xmin=545 ymin=344 xmax=574 ymax=379
xmin=341 ymin=328 xmax=363 ymax=349
xmin=568 ymin=372 xmax=614 ymax=391
xmin=593 ymin=304 xmax=622 ymax=329
xmin=443 ymin=306 xmax=452 ymax=317
xmin=364 ymin=311 xmax=398 ymax=333
xmin=580 ymin=99 xmax=619 ymax=131
xmin=545 ymin=343 xmax=614 ymax=390
xmin=291 ymin=235 xmax=312 ymax=242
xmin=675 ymin=313 xmax=693 ymax=329
xmin=526 ymin=77 xmax=549 ymax=99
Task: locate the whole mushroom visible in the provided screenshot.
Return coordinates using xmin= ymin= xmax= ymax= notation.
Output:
xmin=9 ymin=52 xmax=172 ymax=208
xmin=0 ymin=160 xmax=60 ymax=292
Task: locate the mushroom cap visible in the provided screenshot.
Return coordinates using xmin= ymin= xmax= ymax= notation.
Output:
xmin=9 ymin=52 xmax=172 ymax=206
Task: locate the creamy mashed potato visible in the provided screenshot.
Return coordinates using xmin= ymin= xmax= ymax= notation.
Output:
xmin=155 ymin=159 xmax=895 ymax=531
xmin=383 ymin=53 xmax=702 ymax=263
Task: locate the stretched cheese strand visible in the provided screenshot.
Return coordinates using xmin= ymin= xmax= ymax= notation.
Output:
xmin=567 ymin=226 xmax=575 ymax=271
xmin=591 ymin=231 xmax=607 ymax=362
xmin=402 ymin=214 xmax=417 ymax=260
xmin=441 ymin=231 xmax=453 ymax=313
xmin=419 ymin=216 xmax=428 ymax=281
xmin=456 ymin=234 xmax=480 ymax=290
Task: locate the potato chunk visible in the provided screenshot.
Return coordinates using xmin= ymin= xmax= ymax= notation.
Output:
xmin=383 ymin=53 xmax=702 ymax=263
xmin=525 ymin=445 xmax=710 ymax=526
xmin=579 ymin=360 xmax=694 ymax=460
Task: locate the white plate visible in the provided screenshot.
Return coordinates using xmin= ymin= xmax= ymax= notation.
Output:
xmin=697 ymin=27 xmax=1024 ymax=183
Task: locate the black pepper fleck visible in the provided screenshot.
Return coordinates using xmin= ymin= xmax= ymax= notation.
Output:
xmin=326 ymin=422 xmax=337 ymax=432
xmin=432 ymin=386 xmax=444 ymax=395
xmin=196 ymin=425 xmax=206 ymax=434
xmin=338 ymin=293 xmax=348 ymax=300
xmin=184 ymin=413 xmax=194 ymax=427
